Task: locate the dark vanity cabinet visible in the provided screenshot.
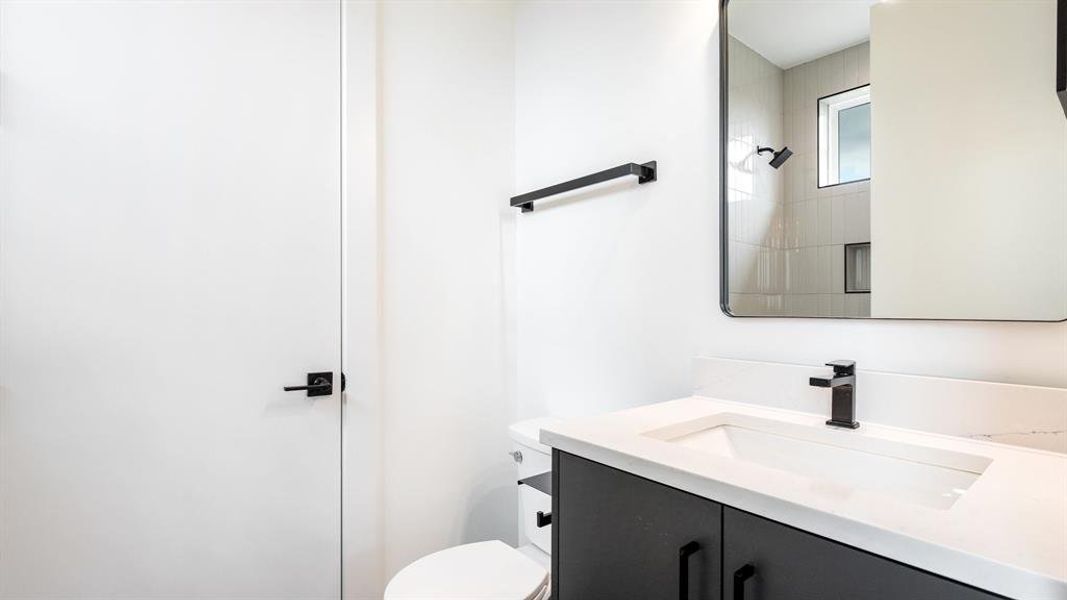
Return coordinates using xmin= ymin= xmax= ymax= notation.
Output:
xmin=553 ymin=452 xmax=722 ymax=600
xmin=553 ymin=451 xmax=1004 ymax=600
xmin=723 ymin=507 xmax=1002 ymax=600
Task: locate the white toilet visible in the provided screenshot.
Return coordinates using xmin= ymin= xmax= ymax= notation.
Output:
xmin=384 ymin=418 xmax=557 ymax=600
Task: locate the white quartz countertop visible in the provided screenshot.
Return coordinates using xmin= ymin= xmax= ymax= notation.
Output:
xmin=540 ymin=397 xmax=1067 ymax=600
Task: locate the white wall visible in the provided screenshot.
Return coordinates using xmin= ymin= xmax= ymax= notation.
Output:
xmin=515 ymin=0 xmax=720 ymax=417
xmin=343 ymin=2 xmax=384 ymax=598
xmin=376 ymin=0 xmax=517 ymax=586
xmin=342 ymin=3 xmax=517 ymax=596
xmin=870 ymin=0 xmax=1067 ymax=320
xmin=513 ymin=0 xmax=1066 ymax=434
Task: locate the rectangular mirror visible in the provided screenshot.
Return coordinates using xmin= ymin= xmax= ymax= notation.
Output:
xmin=720 ymin=0 xmax=1067 ymax=321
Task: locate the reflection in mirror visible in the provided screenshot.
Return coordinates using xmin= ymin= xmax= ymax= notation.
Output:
xmin=818 ymin=85 xmax=870 ymax=187
xmin=722 ymin=0 xmax=1067 ymax=321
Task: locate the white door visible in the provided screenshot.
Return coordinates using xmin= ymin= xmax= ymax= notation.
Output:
xmin=0 ymin=1 xmax=342 ymax=597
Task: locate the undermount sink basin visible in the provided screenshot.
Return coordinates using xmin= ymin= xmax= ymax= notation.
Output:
xmin=642 ymin=413 xmax=992 ymax=510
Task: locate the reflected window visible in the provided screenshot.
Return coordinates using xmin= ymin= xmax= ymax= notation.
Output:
xmin=819 ymin=85 xmax=871 ymax=187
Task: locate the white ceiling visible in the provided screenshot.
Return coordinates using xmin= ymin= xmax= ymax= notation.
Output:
xmin=728 ymin=0 xmax=880 ymax=69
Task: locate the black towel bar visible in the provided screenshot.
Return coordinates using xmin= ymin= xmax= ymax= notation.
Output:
xmin=511 ymin=161 xmax=657 ymax=212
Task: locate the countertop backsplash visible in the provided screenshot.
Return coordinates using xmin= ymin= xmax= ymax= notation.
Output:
xmin=693 ymin=357 xmax=1067 ymax=453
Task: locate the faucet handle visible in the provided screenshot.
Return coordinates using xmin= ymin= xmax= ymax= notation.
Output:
xmin=825 ymin=360 xmax=855 ymax=375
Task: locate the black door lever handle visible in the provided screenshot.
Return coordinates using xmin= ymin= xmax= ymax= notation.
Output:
xmin=283 ymin=379 xmax=331 ymax=392
xmin=284 ymin=372 xmax=334 ymax=397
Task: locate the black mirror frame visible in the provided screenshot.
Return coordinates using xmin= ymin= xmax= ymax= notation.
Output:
xmin=717 ymin=0 xmax=1066 ymax=322
xmin=1058 ymin=0 xmax=1066 ymax=117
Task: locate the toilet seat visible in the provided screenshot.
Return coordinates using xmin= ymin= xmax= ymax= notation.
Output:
xmin=384 ymin=540 xmax=549 ymax=600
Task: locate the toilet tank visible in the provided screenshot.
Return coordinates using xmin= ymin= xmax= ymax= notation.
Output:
xmin=508 ymin=418 xmax=559 ymax=556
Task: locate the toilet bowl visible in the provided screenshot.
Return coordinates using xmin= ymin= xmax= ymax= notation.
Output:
xmin=384 ymin=418 xmax=558 ymax=600
xmin=383 ymin=540 xmax=549 ymax=600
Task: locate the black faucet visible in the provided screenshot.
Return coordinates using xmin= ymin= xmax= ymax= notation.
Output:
xmin=809 ymin=360 xmax=859 ymax=429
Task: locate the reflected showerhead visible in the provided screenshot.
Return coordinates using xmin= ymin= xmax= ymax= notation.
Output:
xmin=768 ymin=146 xmax=793 ymax=169
xmin=757 ymin=146 xmax=793 ymax=169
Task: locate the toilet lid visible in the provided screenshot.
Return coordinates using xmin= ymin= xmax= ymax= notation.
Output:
xmin=385 ymin=540 xmax=549 ymax=600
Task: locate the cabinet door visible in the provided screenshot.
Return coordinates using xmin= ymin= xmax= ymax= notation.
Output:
xmin=723 ymin=507 xmax=1003 ymax=600
xmin=554 ymin=451 xmax=722 ymax=600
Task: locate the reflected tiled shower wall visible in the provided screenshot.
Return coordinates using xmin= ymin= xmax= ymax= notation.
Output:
xmin=728 ymin=38 xmax=871 ymax=317
xmin=781 ymin=42 xmax=871 ymax=317
xmin=727 ymin=37 xmax=786 ymax=316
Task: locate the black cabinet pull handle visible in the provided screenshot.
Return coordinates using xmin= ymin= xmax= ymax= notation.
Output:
xmin=733 ymin=563 xmax=756 ymax=600
xmin=678 ymin=541 xmax=700 ymax=600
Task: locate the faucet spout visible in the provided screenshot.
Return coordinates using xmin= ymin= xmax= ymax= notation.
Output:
xmin=808 ymin=374 xmax=854 ymax=388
